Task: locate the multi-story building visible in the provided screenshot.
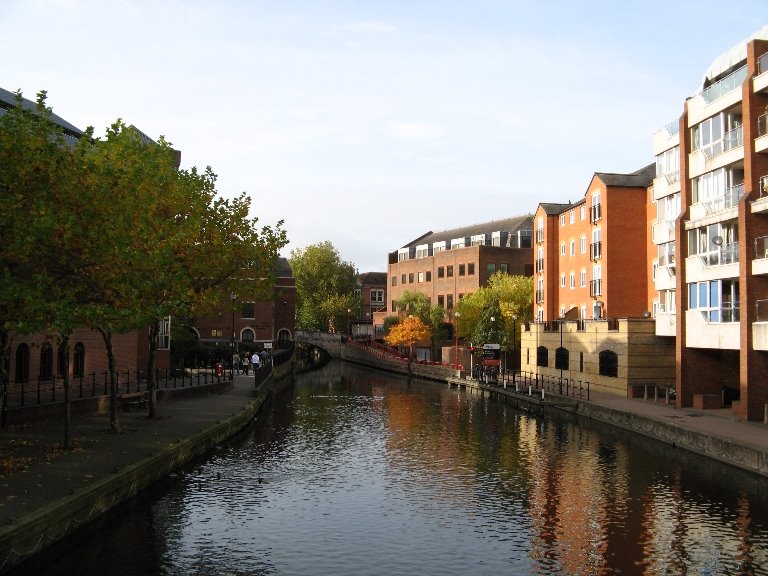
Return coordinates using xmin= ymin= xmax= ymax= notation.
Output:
xmin=668 ymin=29 xmax=768 ymax=420
xmin=375 ymin=216 xmax=533 ymax=337
xmin=533 ymin=166 xmax=656 ymax=323
xmin=354 ymin=272 xmax=387 ymax=337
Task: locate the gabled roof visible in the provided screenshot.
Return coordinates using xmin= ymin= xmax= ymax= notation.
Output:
xmin=537 ymin=203 xmax=572 ymax=216
xmin=0 ymin=86 xmax=83 ymax=139
xmin=357 ymin=272 xmax=387 ymax=285
xmin=399 ymin=214 xmax=533 ymax=249
xmin=593 ymin=163 xmax=655 ymax=189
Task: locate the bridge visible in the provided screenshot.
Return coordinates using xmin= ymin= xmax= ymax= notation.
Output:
xmin=293 ymin=331 xmax=463 ymax=383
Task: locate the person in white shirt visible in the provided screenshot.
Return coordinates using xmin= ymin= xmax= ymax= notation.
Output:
xmin=251 ymin=351 xmax=261 ymax=370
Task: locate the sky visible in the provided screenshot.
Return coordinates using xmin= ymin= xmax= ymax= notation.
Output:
xmin=2 ymin=1 xmax=766 ymax=272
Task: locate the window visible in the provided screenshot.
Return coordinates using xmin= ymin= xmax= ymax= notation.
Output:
xmin=560 ymin=214 xmax=566 ymax=226
xmin=40 ymin=343 xmax=53 ymax=380
xmin=570 ymin=240 xmax=575 ymax=257
xmin=401 ymin=274 xmax=406 ymax=284
xmin=391 ymin=276 xmax=397 ymax=286
xmin=438 ymin=295 xmax=445 ymax=307
xmin=447 ymin=294 xmax=454 ymax=308
xmin=687 ymin=221 xmax=739 ymax=265
xmin=599 ymin=350 xmax=618 ymax=377
xmin=415 ymin=243 xmax=429 ymax=258
xmin=447 ymin=265 xmax=454 ymax=277
xmin=555 ymin=346 xmax=569 ymax=370
xmin=655 ymin=145 xmax=680 ymax=182
xmin=468 ymin=263 xmax=475 ymax=275
xmin=371 ymin=289 xmax=385 ymax=303
xmin=536 ymin=217 xmax=545 ymax=243
xmin=459 ymin=264 xmax=466 ymax=276
xmin=590 ymin=191 xmax=602 ymax=223
xmin=499 ymin=263 xmax=509 ymax=274
xmin=242 ymin=328 xmax=254 ymax=342
xmin=569 ymin=210 xmax=575 ymax=224
xmin=487 ymin=263 xmax=496 ymax=274
xmin=536 ymin=346 xmax=548 ymax=367
xmin=580 ymin=235 xmax=587 ymax=254
xmin=425 ymin=271 xmax=432 ymax=282
xmin=560 ymin=242 xmax=566 ymax=256
xmin=451 ymin=238 xmax=466 ymax=249
xmin=73 ymin=342 xmax=85 ymax=377
xmin=437 ymin=266 xmax=445 ymax=279
xmin=688 ymin=279 xmax=739 ymax=322
xmin=560 ymin=274 xmax=566 ymax=287
xmin=580 ymin=205 xmax=586 ymax=220
xmin=408 ymin=273 xmax=414 ymax=284
xmin=241 ymin=302 xmax=256 ymax=319
xmin=580 ymin=269 xmax=587 ymax=287
xmin=418 ymin=271 xmax=424 ymax=283
xmin=569 ymin=272 xmax=575 ymax=289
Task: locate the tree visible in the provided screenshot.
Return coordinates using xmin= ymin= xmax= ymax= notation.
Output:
xmin=383 ymin=315 xmax=431 ymax=358
xmin=290 ymin=242 xmax=357 ymax=331
xmin=392 ymin=290 xmax=446 ymax=359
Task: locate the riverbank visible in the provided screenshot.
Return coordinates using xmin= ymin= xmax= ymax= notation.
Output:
xmin=449 ymin=376 xmax=768 ymax=478
xmin=0 ymin=371 xmax=282 ymax=574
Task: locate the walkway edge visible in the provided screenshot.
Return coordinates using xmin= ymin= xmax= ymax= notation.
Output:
xmin=0 ymin=383 xmax=273 ymax=573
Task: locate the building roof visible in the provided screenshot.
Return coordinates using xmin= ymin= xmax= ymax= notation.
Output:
xmin=276 ymin=257 xmax=292 ymax=277
xmin=538 ymin=202 xmax=573 ymax=216
xmin=594 ymin=163 xmax=655 ymax=189
xmin=701 ymin=24 xmax=768 ymax=86
xmin=0 ymin=86 xmax=83 ymax=139
xmin=357 ymin=272 xmax=387 ymax=285
xmin=399 ymin=214 xmax=533 ymax=249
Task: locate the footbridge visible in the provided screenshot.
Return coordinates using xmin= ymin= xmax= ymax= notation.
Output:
xmin=294 ymin=330 xmax=463 ymax=383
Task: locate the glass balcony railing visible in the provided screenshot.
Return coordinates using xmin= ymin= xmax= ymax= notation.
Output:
xmin=700 ymin=65 xmax=747 ymax=105
xmin=698 ymin=242 xmax=739 ymax=267
xmin=754 ymin=235 xmax=768 ymax=259
xmin=702 ymin=184 xmax=743 ymax=213
xmin=759 ymin=52 xmax=768 ymax=76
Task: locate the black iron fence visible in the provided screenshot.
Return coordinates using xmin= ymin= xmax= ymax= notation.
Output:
xmin=3 ymin=367 xmax=229 ymax=409
xmin=515 ymin=370 xmax=591 ymax=400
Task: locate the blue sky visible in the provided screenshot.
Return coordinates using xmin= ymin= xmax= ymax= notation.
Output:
xmin=2 ymin=1 xmax=766 ymax=271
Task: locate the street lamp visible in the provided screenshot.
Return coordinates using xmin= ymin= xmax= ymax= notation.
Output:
xmin=347 ymin=308 xmax=352 ymax=337
xmin=230 ymin=293 xmax=237 ymax=379
xmin=454 ymin=311 xmax=461 ymax=370
xmin=512 ymin=314 xmax=518 ymax=386
xmin=490 ymin=316 xmax=495 ymax=383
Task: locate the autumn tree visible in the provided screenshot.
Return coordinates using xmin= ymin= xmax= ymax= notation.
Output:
xmin=384 ymin=315 xmax=431 ymax=358
xmin=392 ymin=290 xmax=447 ymax=358
xmin=289 ymin=242 xmax=358 ymax=332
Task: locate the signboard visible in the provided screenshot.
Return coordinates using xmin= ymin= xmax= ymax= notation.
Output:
xmin=482 ymin=343 xmax=501 ymax=366
xmin=264 ymin=342 xmax=273 ymax=349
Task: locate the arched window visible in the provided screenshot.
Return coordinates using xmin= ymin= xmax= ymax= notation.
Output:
xmin=15 ymin=343 xmax=29 ymax=383
xmin=536 ymin=346 xmax=548 ymax=367
xmin=555 ymin=347 xmax=569 ymax=370
xmin=40 ymin=342 xmax=53 ymax=380
xmin=58 ymin=342 xmax=68 ymax=376
xmin=599 ymin=350 xmax=618 ymax=377
xmin=73 ymin=343 xmax=85 ymax=378
xmin=241 ymin=328 xmax=255 ymax=342
xmin=277 ymin=329 xmax=292 ymax=346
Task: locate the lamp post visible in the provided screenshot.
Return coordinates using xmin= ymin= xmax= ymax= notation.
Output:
xmin=230 ymin=293 xmax=236 ymax=379
xmin=490 ymin=316 xmax=495 ymax=383
xmin=347 ymin=308 xmax=352 ymax=338
xmin=454 ymin=311 xmax=461 ymax=370
xmin=512 ymin=314 xmax=518 ymax=386
xmin=559 ymin=313 xmax=565 ymax=394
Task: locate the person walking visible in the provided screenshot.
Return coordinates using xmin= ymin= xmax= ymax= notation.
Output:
xmin=242 ymin=351 xmax=250 ymax=375
xmin=232 ymin=352 xmax=241 ymax=375
xmin=251 ymin=351 xmax=261 ymax=372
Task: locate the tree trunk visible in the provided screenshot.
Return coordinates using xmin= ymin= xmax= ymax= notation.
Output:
xmin=147 ymin=320 xmax=159 ymax=419
xmin=98 ymin=327 xmax=120 ymax=433
xmin=60 ymin=334 xmax=72 ymax=450
xmin=0 ymin=331 xmax=9 ymax=429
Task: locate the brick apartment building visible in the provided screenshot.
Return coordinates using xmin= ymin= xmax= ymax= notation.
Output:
xmin=375 ymin=216 xmax=533 ymax=335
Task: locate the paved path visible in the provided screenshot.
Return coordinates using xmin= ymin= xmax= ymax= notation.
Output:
xmin=0 ymin=374 xmax=260 ymax=528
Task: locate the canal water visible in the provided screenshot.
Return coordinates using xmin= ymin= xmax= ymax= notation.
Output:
xmin=23 ymin=362 xmax=768 ymax=575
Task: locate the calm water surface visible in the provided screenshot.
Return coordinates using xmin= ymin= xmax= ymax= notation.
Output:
xmin=25 ymin=362 xmax=768 ymax=575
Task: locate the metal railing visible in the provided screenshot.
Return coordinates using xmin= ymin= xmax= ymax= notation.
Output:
xmin=699 ymin=64 xmax=747 ymax=105
xmin=516 ymin=371 xmax=590 ymax=400
xmin=3 ymin=367 xmax=229 ymax=410
xmin=702 ymin=183 xmax=743 ymax=213
xmin=698 ymin=242 xmax=739 ymax=266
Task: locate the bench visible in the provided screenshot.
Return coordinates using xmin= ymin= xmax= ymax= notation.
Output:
xmin=121 ymin=392 xmax=147 ymax=411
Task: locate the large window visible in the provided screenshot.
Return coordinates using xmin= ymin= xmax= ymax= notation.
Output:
xmin=658 ymin=241 xmax=675 ymax=268
xmin=692 ymin=168 xmax=743 ymax=210
xmin=688 ymin=279 xmax=739 ymax=322
xmin=242 ymin=302 xmax=256 ymax=319
xmin=655 ymin=145 xmax=680 ymax=182
xmin=599 ymin=350 xmax=618 ymax=377
xmin=371 ymin=289 xmax=385 ymax=303
xmin=687 ymin=221 xmax=739 ymax=265
xmin=537 ymin=346 xmax=548 ymax=367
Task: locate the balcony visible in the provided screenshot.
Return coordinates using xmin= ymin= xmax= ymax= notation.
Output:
xmin=535 ymin=258 xmax=544 ymax=274
xmin=535 ymin=289 xmax=544 ymax=304
xmin=756 ymin=114 xmax=768 ymax=154
xmin=754 ymin=299 xmax=768 ymax=350
xmin=652 ymin=119 xmax=680 ymax=156
xmin=652 ymin=220 xmax=675 ymax=245
xmin=589 ymin=279 xmax=602 ymax=297
xmin=685 ymin=244 xmax=740 ymax=283
xmin=687 ymin=65 xmax=747 ymax=126
xmin=685 ymin=309 xmax=740 ymax=349
xmin=754 ymin=53 xmax=768 ymax=94
xmin=654 ymin=265 xmax=676 ymax=291
xmin=688 ymin=128 xmax=744 ymax=180
xmin=652 ymin=171 xmax=681 ymax=201
xmin=655 ymin=311 xmax=676 ymax=337
xmin=752 ymin=235 xmax=768 ymax=275
xmin=536 ymin=228 xmax=544 ymax=243
xmin=589 ymin=204 xmax=601 ymax=223
xmin=590 ymin=241 xmax=602 ymax=261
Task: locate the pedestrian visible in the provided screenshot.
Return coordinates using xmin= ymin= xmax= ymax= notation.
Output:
xmin=251 ymin=351 xmax=261 ymax=371
xmin=242 ymin=351 xmax=250 ymax=375
xmin=233 ymin=352 xmax=241 ymax=375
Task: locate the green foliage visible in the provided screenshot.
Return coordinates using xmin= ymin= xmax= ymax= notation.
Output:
xmin=289 ymin=241 xmax=357 ymax=331
xmin=456 ymin=273 xmax=533 ymax=349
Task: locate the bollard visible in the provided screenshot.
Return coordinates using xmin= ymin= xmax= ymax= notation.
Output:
xmin=541 ymin=388 xmax=545 ymax=400
xmin=528 ymin=385 xmax=532 ymax=396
